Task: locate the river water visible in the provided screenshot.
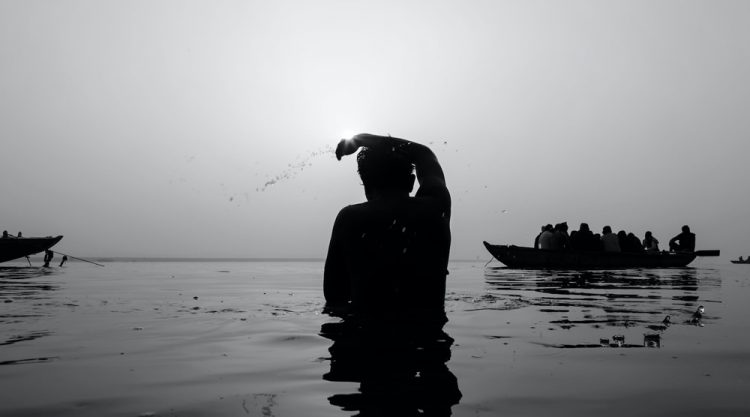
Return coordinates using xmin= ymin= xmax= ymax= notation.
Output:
xmin=0 ymin=258 xmax=748 ymax=416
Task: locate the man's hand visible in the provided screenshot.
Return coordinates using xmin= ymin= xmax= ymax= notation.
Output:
xmin=335 ymin=133 xmax=396 ymax=160
xmin=335 ymin=136 xmax=360 ymax=161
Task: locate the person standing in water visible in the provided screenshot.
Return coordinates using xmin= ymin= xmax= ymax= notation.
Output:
xmin=43 ymin=250 xmax=54 ymax=267
xmin=324 ymin=133 xmax=451 ymax=325
xmin=322 ymin=133 xmax=460 ymax=414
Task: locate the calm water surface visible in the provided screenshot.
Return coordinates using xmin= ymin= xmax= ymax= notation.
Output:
xmin=1 ymin=258 xmax=748 ymax=416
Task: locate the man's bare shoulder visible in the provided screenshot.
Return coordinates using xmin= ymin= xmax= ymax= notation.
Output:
xmin=337 ymin=202 xmax=369 ymax=217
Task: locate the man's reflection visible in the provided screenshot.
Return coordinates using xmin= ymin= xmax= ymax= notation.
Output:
xmin=321 ymin=310 xmax=461 ymax=416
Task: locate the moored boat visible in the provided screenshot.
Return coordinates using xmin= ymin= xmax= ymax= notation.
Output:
xmin=0 ymin=235 xmax=64 ymax=263
xmin=731 ymin=259 xmax=750 ymax=264
xmin=483 ymin=241 xmax=719 ymax=269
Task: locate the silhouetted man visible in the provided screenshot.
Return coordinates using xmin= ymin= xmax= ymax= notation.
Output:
xmin=323 ymin=133 xmax=459 ymax=414
xmin=324 ymin=133 xmax=451 ymax=324
xmin=669 ymin=225 xmax=696 ymax=252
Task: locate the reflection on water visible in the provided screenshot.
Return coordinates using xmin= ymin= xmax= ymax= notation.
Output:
xmin=0 ymin=266 xmax=62 ymax=364
xmin=484 ymin=267 xmax=721 ymax=348
xmin=320 ymin=313 xmax=462 ymax=416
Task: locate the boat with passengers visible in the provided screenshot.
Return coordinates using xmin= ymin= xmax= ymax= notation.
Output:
xmin=483 ymin=241 xmax=719 ymax=269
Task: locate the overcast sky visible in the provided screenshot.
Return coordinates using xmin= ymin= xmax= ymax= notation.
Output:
xmin=1 ymin=1 xmax=749 ymax=259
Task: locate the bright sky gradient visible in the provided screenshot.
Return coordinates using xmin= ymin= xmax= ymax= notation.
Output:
xmin=1 ymin=1 xmax=749 ymax=259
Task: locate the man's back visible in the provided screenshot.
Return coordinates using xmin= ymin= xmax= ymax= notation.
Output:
xmin=333 ymin=197 xmax=449 ymax=314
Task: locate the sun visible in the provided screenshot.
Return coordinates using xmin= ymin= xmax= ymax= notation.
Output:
xmin=340 ymin=130 xmax=356 ymax=141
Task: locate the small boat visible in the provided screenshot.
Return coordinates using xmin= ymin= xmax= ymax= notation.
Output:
xmin=0 ymin=235 xmax=64 ymax=263
xmin=483 ymin=241 xmax=719 ymax=269
xmin=731 ymin=258 xmax=750 ymax=264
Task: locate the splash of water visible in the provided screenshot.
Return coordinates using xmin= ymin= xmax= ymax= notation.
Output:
xmin=256 ymin=144 xmax=335 ymax=192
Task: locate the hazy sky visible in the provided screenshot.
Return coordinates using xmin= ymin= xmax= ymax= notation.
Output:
xmin=1 ymin=1 xmax=749 ymax=259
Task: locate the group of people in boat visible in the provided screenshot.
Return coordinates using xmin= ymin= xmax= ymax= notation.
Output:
xmin=534 ymin=223 xmax=696 ymax=253
xmin=2 ymin=230 xmax=22 ymax=238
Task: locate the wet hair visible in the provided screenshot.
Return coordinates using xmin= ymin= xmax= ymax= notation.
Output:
xmin=357 ymin=147 xmax=414 ymax=191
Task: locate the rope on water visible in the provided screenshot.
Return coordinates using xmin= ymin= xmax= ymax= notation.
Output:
xmin=52 ymin=251 xmax=105 ymax=267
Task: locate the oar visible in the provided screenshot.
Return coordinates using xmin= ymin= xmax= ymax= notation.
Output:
xmin=694 ymin=250 xmax=720 ymax=257
xmin=52 ymin=251 xmax=105 ymax=267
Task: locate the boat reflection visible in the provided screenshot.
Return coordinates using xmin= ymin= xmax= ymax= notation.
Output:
xmin=484 ymin=266 xmax=721 ymax=349
xmin=0 ymin=266 xmax=62 ymax=356
xmin=320 ymin=311 xmax=462 ymax=416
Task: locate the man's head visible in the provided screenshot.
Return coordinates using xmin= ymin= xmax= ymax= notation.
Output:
xmin=682 ymin=225 xmax=691 ymax=233
xmin=357 ymin=147 xmax=415 ymax=199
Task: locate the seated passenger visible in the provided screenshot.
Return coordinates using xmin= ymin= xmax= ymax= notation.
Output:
xmin=642 ymin=231 xmax=660 ymax=252
xmin=592 ymin=233 xmax=603 ymax=251
xmin=601 ymin=226 xmax=621 ymax=252
xmin=617 ymin=230 xmax=629 ymax=251
xmin=538 ymin=224 xmax=554 ymax=250
xmin=550 ymin=222 xmax=569 ymax=250
xmin=627 ymin=233 xmax=643 ymax=252
xmin=669 ymin=225 xmax=696 ymax=252
xmin=534 ymin=225 xmax=545 ymax=249
xmin=570 ymin=223 xmax=595 ymax=251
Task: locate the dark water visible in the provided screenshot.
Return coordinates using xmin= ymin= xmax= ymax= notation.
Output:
xmin=0 ymin=259 xmax=748 ymax=416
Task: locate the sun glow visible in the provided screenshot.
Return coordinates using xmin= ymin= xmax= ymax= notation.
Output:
xmin=340 ymin=130 xmax=356 ymax=141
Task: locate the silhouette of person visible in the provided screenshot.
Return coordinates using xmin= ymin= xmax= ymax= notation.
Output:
xmin=325 ymin=133 xmax=451 ymax=322
xmin=17 ymin=231 xmax=22 ymax=237
xmin=43 ymin=250 xmax=54 ymax=267
xmin=570 ymin=223 xmax=593 ymax=250
xmin=537 ymin=224 xmax=554 ymax=250
xmin=534 ymin=225 xmax=545 ymax=249
xmin=601 ymin=226 xmax=621 ymax=252
xmin=323 ymin=133 xmax=460 ymax=414
xmin=669 ymin=225 xmax=696 ymax=252
xmin=625 ymin=232 xmax=643 ymax=252
xmin=59 ymin=255 xmax=68 ymax=267
xmin=550 ymin=222 xmax=569 ymax=250
xmin=642 ymin=231 xmax=660 ymax=252
xmin=2 ymin=230 xmax=8 ymax=238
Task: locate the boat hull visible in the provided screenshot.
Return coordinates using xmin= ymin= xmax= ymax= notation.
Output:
xmin=0 ymin=236 xmax=64 ymax=263
xmin=483 ymin=241 xmax=697 ymax=269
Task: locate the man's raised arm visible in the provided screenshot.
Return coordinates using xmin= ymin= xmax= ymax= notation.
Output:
xmin=335 ymin=133 xmax=450 ymax=204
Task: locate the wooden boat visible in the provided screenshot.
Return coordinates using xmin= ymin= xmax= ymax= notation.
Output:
xmin=483 ymin=241 xmax=719 ymax=269
xmin=0 ymin=235 xmax=63 ymax=263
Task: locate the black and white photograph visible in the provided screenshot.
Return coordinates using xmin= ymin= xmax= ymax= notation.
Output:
xmin=1 ymin=1 xmax=749 ymax=416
